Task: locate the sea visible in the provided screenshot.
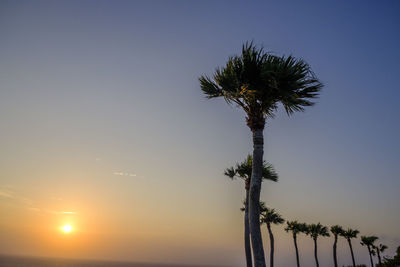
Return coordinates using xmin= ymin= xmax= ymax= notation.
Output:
xmin=0 ymin=255 xmax=223 ymax=267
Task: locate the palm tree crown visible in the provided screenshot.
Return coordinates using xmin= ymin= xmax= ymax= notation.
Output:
xmin=306 ymin=223 xmax=330 ymax=239
xmin=361 ymin=236 xmax=378 ymax=247
xmin=285 ymin=221 xmax=308 ymax=235
xmin=331 ymin=225 xmax=344 ymax=237
xmin=200 ymin=42 xmax=323 ymax=130
xmin=341 ymin=228 xmax=360 ymax=240
xmin=260 ymin=206 xmax=285 ymax=225
xmin=377 ymin=244 xmax=388 ymax=253
xmin=224 ymin=154 xmax=278 ymax=185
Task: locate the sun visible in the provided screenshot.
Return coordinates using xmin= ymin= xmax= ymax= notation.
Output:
xmin=62 ymin=224 xmax=73 ymax=233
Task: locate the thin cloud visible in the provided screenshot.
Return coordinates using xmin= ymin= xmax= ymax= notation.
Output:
xmin=0 ymin=190 xmax=15 ymax=199
xmin=61 ymin=211 xmax=76 ymax=214
xmin=47 ymin=210 xmax=77 ymax=215
xmin=113 ymin=172 xmax=137 ymax=177
xmin=0 ymin=187 xmax=77 ymax=216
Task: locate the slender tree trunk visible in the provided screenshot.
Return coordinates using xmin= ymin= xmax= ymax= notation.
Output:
xmin=249 ymin=129 xmax=266 ymax=267
xmin=377 ymin=249 xmax=382 ymax=266
xmin=314 ymin=238 xmax=319 ymax=267
xmin=368 ymin=246 xmax=374 ymax=267
xmin=347 ymin=239 xmax=356 ymax=267
xmin=267 ymin=222 xmax=274 ymax=267
xmin=244 ymin=189 xmax=253 ymax=267
xmin=333 ymin=235 xmax=338 ymax=267
xmin=293 ymin=234 xmax=300 ymax=267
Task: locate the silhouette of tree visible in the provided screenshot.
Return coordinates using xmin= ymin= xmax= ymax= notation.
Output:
xmin=305 ymin=223 xmax=330 ymax=267
xmin=381 ymin=246 xmax=400 ymax=267
xmin=285 ymin=221 xmax=308 ymax=267
xmin=361 ymin=236 xmax=378 ymax=267
xmin=225 ymin=155 xmax=278 ymax=267
xmin=200 ymin=42 xmax=322 ymax=267
xmin=373 ymin=243 xmax=388 ymax=267
xmin=341 ymin=228 xmax=360 ymax=267
xmin=260 ymin=204 xmax=284 ymax=267
xmin=331 ymin=225 xmax=344 ymax=267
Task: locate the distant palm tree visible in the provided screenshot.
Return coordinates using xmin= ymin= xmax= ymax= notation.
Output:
xmin=260 ymin=204 xmax=284 ymax=267
xmin=305 ymin=223 xmax=330 ymax=267
xmin=341 ymin=228 xmax=360 ymax=267
xmin=225 ymin=155 xmax=278 ymax=267
xmin=285 ymin=221 xmax=308 ymax=267
xmin=200 ymin=42 xmax=322 ymax=267
xmin=361 ymin=236 xmax=378 ymax=267
xmin=331 ymin=225 xmax=344 ymax=267
xmin=373 ymin=243 xmax=387 ymax=267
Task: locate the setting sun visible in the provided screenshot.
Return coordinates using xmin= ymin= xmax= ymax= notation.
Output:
xmin=62 ymin=224 xmax=72 ymax=233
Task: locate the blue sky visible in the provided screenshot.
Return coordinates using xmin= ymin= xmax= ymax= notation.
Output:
xmin=0 ymin=1 xmax=399 ymax=266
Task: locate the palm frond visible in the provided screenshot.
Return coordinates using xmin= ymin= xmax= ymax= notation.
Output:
xmin=199 ymin=42 xmax=323 ymax=130
xmin=226 ymin=154 xmax=278 ymax=182
xmin=306 ymin=223 xmax=330 ymax=239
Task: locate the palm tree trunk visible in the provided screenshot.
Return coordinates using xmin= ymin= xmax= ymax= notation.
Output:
xmin=249 ymin=129 xmax=266 ymax=267
xmin=347 ymin=239 xmax=356 ymax=267
xmin=293 ymin=234 xmax=300 ymax=267
xmin=267 ymin=222 xmax=274 ymax=267
xmin=314 ymin=238 xmax=319 ymax=267
xmin=333 ymin=235 xmax=338 ymax=267
xmin=376 ymin=248 xmax=382 ymax=267
xmin=377 ymin=249 xmax=382 ymax=266
xmin=368 ymin=246 xmax=374 ymax=267
xmin=244 ymin=189 xmax=253 ymax=267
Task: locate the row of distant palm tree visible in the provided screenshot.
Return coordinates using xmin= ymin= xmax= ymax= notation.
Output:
xmin=259 ymin=204 xmax=388 ymax=267
xmin=225 ymin=154 xmax=389 ymax=267
xmin=259 ymin=202 xmax=388 ymax=267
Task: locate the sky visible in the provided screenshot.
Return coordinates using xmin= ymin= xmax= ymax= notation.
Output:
xmin=0 ymin=0 xmax=399 ymax=266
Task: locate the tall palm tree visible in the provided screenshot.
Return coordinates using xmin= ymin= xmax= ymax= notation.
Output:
xmin=200 ymin=42 xmax=322 ymax=267
xmin=374 ymin=243 xmax=388 ymax=267
xmin=285 ymin=221 xmax=308 ymax=267
xmin=306 ymin=223 xmax=330 ymax=267
xmin=260 ymin=204 xmax=284 ymax=267
xmin=361 ymin=235 xmax=378 ymax=267
xmin=225 ymin=155 xmax=278 ymax=267
xmin=330 ymin=225 xmax=344 ymax=267
xmin=341 ymin=228 xmax=359 ymax=267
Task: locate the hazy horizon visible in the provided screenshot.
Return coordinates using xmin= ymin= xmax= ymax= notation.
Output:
xmin=1 ymin=1 xmax=399 ymax=266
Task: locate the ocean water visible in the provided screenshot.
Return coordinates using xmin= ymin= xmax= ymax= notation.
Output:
xmin=0 ymin=255 xmax=220 ymax=267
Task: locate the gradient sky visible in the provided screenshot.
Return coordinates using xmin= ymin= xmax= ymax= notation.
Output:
xmin=0 ymin=1 xmax=399 ymax=266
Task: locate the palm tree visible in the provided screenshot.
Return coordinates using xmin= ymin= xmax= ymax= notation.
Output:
xmin=306 ymin=223 xmax=330 ymax=267
xmin=285 ymin=221 xmax=308 ymax=267
xmin=260 ymin=204 xmax=284 ymax=267
xmin=200 ymin=42 xmax=322 ymax=267
xmin=331 ymin=225 xmax=344 ymax=267
xmin=225 ymin=155 xmax=278 ymax=267
xmin=361 ymin=236 xmax=378 ymax=267
xmin=341 ymin=228 xmax=359 ymax=267
xmin=374 ymin=243 xmax=388 ymax=267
